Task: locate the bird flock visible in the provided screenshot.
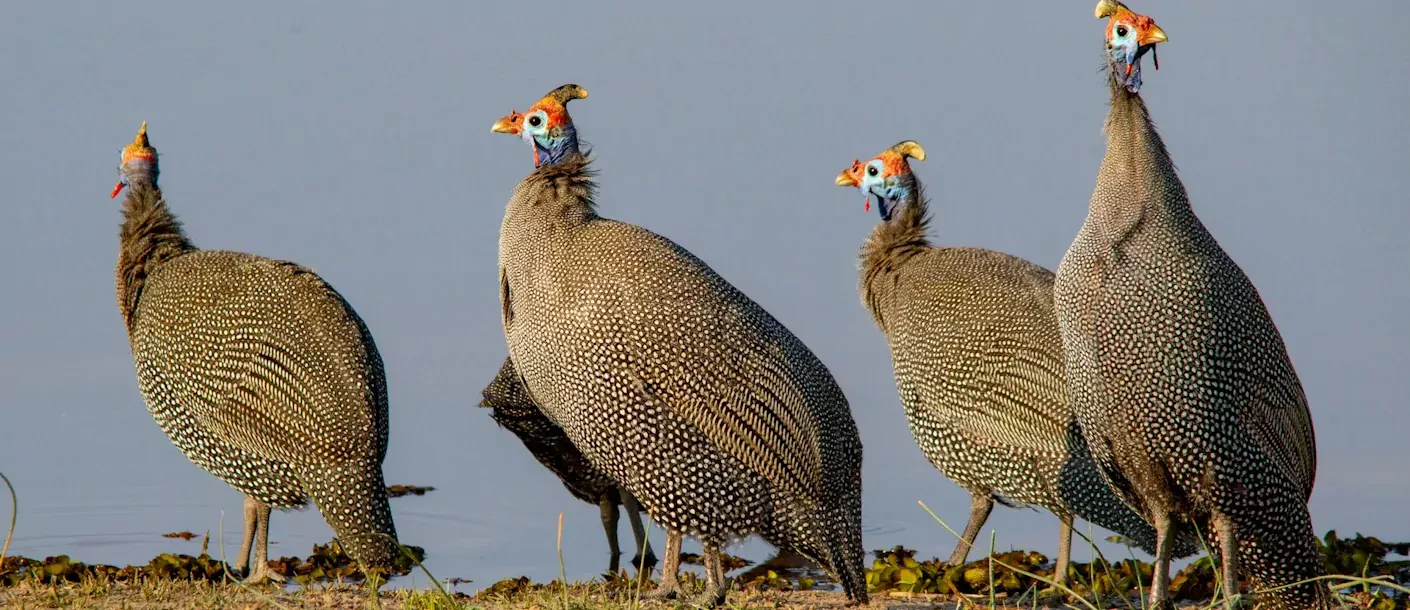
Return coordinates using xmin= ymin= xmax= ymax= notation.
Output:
xmin=105 ymin=2 xmax=1325 ymax=609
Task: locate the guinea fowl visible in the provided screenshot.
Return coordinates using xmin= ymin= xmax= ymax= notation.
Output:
xmin=490 ymin=85 xmax=867 ymax=607
xmin=834 ymin=142 xmax=1194 ymax=582
xmin=479 ymin=356 xmax=657 ymax=573
xmin=111 ymin=122 xmax=400 ymax=582
xmin=1052 ymin=3 xmax=1324 ymax=608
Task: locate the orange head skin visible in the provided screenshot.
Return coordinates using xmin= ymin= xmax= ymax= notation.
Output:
xmin=1096 ymin=0 xmax=1167 ymax=91
xmin=111 ymin=121 xmax=158 ymax=198
xmin=491 ymin=84 xmax=588 ymax=167
xmin=1105 ymin=8 xmax=1167 ymax=48
xmin=835 ymin=141 xmax=926 ymax=219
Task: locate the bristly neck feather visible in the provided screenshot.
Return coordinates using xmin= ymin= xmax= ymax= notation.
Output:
xmin=518 ymin=154 xmax=600 ymax=228
xmin=859 ymin=173 xmax=932 ymax=331
xmin=116 ymin=181 xmax=196 ymax=334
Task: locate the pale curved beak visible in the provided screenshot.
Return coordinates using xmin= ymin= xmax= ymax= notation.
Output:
xmin=491 ymin=112 xmax=522 ymax=135
xmin=1141 ymin=24 xmax=1167 ymax=45
xmin=836 ymin=169 xmax=859 ymax=188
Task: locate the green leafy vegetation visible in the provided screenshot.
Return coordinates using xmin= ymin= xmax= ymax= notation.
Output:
xmin=0 ymin=537 xmax=425 ymax=588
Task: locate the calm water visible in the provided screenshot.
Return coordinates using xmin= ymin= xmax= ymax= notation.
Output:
xmin=2 ymin=0 xmax=1407 ymax=593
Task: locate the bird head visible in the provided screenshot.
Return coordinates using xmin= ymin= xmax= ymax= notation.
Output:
xmin=111 ymin=121 xmax=159 ymax=198
xmin=491 ymin=84 xmax=588 ymax=168
xmin=1097 ymin=0 xmax=1167 ymax=93
xmin=834 ymin=141 xmax=926 ymax=222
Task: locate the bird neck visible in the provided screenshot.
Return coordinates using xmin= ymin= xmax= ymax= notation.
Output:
xmin=859 ymin=175 xmax=931 ymax=331
xmin=1089 ymin=74 xmax=1193 ymax=241
xmin=502 ymin=156 xmax=600 ymax=245
xmin=122 ymin=164 xmax=159 ymax=193
xmin=535 ymin=124 xmax=581 ymax=168
xmin=116 ymin=184 xmax=196 ymax=333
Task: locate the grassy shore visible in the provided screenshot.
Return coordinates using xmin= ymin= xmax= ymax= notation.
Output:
xmin=0 ymin=579 xmax=1207 ymax=610
xmin=1 ymin=479 xmax=1405 ymax=609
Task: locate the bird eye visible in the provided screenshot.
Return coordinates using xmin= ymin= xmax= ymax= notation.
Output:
xmin=527 ymin=115 xmax=543 ymax=128
xmin=866 ymin=166 xmax=879 ymax=177
xmin=1116 ymin=25 xmax=1129 ymax=38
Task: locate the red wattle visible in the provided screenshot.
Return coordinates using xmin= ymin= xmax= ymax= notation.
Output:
xmin=864 ymin=198 xmax=870 ymax=212
xmin=110 ymin=182 xmax=124 ymax=199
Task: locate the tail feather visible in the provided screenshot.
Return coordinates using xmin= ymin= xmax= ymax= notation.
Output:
xmin=1230 ymin=489 xmax=1327 ymax=610
xmin=785 ymin=504 xmax=868 ymax=604
xmin=299 ymin=459 xmax=400 ymax=569
xmin=826 ymin=506 xmax=868 ymax=604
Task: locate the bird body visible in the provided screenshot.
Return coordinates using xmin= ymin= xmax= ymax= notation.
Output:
xmin=491 ymin=85 xmax=866 ymax=606
xmin=836 ymin=143 xmax=1192 ymax=579
xmin=1053 ymin=4 xmax=1323 ymax=608
xmin=479 ymin=356 xmax=656 ymax=572
xmin=113 ymin=123 xmax=400 ymax=581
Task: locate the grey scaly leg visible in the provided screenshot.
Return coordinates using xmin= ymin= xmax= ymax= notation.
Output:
xmin=690 ymin=540 xmax=730 ymax=608
xmin=1054 ymin=514 xmax=1073 ymax=586
xmin=644 ymin=529 xmax=683 ymax=600
xmin=1212 ymin=512 xmax=1242 ymax=609
xmin=1149 ymin=511 xmax=1175 ymax=610
xmin=233 ymin=495 xmax=258 ymax=575
xmin=620 ymin=490 xmax=656 ymax=570
xmin=242 ymin=498 xmax=286 ymax=584
xmin=948 ymin=494 xmax=994 ymax=566
xmin=599 ymin=494 xmax=622 ymax=573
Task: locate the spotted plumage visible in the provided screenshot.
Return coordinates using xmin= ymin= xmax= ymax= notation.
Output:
xmin=835 ymin=142 xmax=1195 ymax=581
xmin=478 ymin=356 xmax=656 ymax=573
xmin=112 ymin=123 xmax=400 ymax=582
xmin=1052 ymin=4 xmax=1324 ymax=609
xmin=491 ymin=85 xmax=866 ymax=607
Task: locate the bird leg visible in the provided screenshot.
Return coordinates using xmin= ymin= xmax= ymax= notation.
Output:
xmin=1148 ymin=511 xmax=1175 ymax=610
xmin=1054 ymin=514 xmax=1073 ymax=586
xmin=599 ymin=494 xmax=622 ymax=574
xmin=233 ymin=495 xmax=258 ymax=575
xmin=948 ymin=494 xmax=994 ymax=566
xmin=241 ymin=498 xmax=286 ymax=584
xmin=690 ymin=540 xmax=730 ymax=608
xmin=620 ymin=490 xmax=657 ymax=571
xmin=643 ymin=529 xmax=683 ymax=600
xmin=1212 ymin=512 xmax=1242 ymax=609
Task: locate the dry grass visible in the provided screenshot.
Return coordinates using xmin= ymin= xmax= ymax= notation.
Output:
xmin=1 ymin=576 xmax=1384 ymax=610
xmin=0 ymin=578 xmax=937 ymax=610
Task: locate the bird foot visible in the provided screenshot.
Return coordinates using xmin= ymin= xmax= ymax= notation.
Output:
xmin=240 ymin=564 xmax=287 ymax=585
xmin=687 ymin=580 xmax=729 ymax=608
xmin=642 ymin=581 xmax=683 ymax=601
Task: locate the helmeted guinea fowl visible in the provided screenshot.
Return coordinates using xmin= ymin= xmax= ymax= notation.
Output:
xmin=479 ymin=356 xmax=657 ymax=573
xmin=111 ymin=123 xmax=400 ymax=583
xmin=489 ymin=85 xmax=867 ymax=607
xmin=1052 ymin=3 xmax=1324 ymax=609
xmin=834 ymin=142 xmax=1195 ymax=582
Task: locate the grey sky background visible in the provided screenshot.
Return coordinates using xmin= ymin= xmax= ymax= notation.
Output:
xmin=1 ymin=0 xmax=1406 ymax=585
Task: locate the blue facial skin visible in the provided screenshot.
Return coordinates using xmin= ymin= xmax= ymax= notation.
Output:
xmin=857 ymin=159 xmax=910 ymax=222
xmin=1108 ymin=23 xmax=1156 ymax=93
xmin=520 ymin=109 xmax=581 ymax=167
